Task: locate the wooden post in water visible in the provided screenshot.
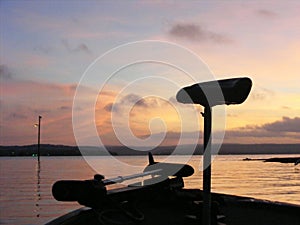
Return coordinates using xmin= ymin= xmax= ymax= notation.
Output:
xmin=37 ymin=115 xmax=42 ymax=162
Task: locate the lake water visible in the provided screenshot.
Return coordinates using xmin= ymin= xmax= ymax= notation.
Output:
xmin=0 ymin=154 xmax=300 ymax=225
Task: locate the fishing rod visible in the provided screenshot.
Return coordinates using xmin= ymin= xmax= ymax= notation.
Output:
xmin=101 ymin=168 xmax=162 ymax=185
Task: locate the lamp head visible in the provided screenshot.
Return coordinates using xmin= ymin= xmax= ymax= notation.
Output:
xmin=176 ymin=77 xmax=252 ymax=107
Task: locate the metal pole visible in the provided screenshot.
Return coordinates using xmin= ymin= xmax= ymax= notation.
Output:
xmin=202 ymin=106 xmax=212 ymax=225
xmin=37 ymin=115 xmax=42 ymax=162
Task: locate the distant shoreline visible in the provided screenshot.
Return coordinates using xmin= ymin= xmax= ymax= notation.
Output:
xmin=0 ymin=144 xmax=299 ymax=157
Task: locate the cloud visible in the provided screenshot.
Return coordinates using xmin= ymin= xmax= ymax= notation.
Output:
xmin=33 ymin=45 xmax=53 ymax=54
xmin=0 ymin=76 xmax=96 ymax=145
xmin=120 ymin=94 xmax=148 ymax=107
xmin=106 ymin=94 xmax=166 ymax=114
xmin=168 ymin=23 xmax=233 ymax=44
xmin=61 ymin=39 xmax=92 ymax=55
xmin=103 ymin=94 xmax=196 ymax=116
xmin=250 ymin=87 xmax=274 ymax=101
xmin=104 ymin=103 xmax=113 ymax=112
xmin=256 ymin=9 xmax=278 ymax=18
xmin=6 ymin=112 xmax=28 ymax=120
xmin=98 ymin=92 xmax=189 ymax=146
xmin=222 ymin=116 xmax=300 ymax=144
xmin=262 ymin=117 xmax=300 ymax=132
xmin=141 ymin=116 xmax=298 ymax=145
xmin=59 ymin=106 xmax=71 ymax=110
xmin=34 ymin=109 xmax=51 ymax=114
xmin=225 ymin=128 xmax=281 ymax=138
xmin=231 ymin=117 xmax=300 ymax=135
xmin=0 ymin=64 xmax=13 ymax=80
xmin=139 ymin=130 xmax=202 ymax=139
xmin=281 ymin=106 xmax=290 ymax=110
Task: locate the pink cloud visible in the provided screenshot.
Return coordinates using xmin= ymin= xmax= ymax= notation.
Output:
xmin=1 ymin=77 xmax=92 ymax=145
xmin=23 ymin=54 xmax=50 ymax=67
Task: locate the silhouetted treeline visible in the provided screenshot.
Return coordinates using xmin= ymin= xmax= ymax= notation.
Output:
xmin=0 ymin=144 xmax=81 ymax=156
xmin=0 ymin=144 xmax=299 ymax=156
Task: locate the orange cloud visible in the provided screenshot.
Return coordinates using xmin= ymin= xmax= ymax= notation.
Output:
xmin=94 ymin=91 xmax=184 ymax=146
xmin=223 ymin=116 xmax=300 ymax=144
xmin=0 ymin=76 xmax=93 ymax=145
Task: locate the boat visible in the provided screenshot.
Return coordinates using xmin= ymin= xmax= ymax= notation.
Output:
xmin=46 ymin=78 xmax=300 ymax=225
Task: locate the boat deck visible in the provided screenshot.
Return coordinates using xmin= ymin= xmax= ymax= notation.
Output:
xmin=46 ymin=188 xmax=300 ymax=225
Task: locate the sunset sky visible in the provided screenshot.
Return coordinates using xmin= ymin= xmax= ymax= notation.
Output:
xmin=1 ymin=1 xmax=299 ymax=147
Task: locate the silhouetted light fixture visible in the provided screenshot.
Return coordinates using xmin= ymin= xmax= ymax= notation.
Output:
xmin=34 ymin=115 xmax=42 ymax=162
xmin=177 ymin=77 xmax=252 ymax=225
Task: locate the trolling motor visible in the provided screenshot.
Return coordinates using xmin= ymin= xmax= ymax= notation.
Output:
xmin=52 ymin=174 xmax=107 ymax=207
xmin=52 ymin=153 xmax=194 ymax=208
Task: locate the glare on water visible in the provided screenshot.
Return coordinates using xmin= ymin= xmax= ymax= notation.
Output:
xmin=0 ymin=154 xmax=299 ymax=225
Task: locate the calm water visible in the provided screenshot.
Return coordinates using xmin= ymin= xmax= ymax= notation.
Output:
xmin=0 ymin=155 xmax=300 ymax=225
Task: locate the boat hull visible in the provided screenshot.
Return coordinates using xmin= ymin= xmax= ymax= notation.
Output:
xmin=46 ymin=188 xmax=300 ymax=225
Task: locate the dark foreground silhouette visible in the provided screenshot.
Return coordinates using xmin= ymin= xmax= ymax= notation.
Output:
xmin=46 ymin=153 xmax=300 ymax=225
xmin=46 ymin=78 xmax=300 ymax=225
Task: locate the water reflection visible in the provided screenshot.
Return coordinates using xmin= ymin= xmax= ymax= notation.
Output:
xmin=0 ymin=155 xmax=299 ymax=225
xmin=35 ymin=159 xmax=41 ymax=218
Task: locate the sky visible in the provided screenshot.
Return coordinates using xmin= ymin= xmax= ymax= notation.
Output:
xmin=1 ymin=0 xmax=300 ymax=147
